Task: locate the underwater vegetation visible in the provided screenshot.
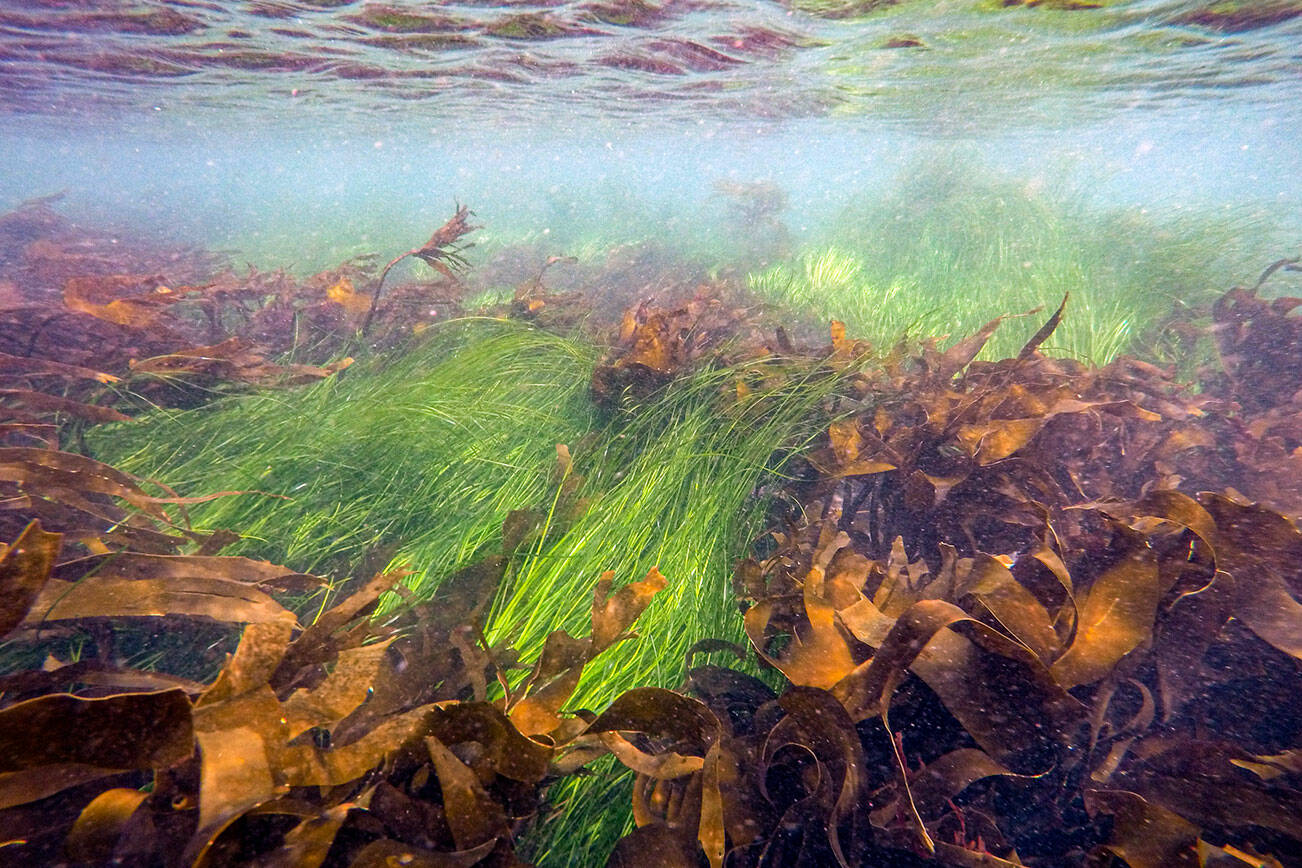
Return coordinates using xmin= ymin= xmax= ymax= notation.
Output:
xmin=1 ymin=194 xmax=1300 ymax=868
xmin=93 ymin=321 xmax=600 ymax=589
xmin=362 ymin=204 xmax=479 ymax=334
xmin=751 ymin=166 xmax=1281 ymax=365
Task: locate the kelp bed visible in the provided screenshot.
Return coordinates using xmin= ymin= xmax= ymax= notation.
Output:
xmin=1 ymin=195 xmax=1301 ymax=868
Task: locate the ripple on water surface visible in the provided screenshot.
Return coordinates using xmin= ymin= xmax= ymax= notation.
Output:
xmin=0 ymin=0 xmax=1299 ymax=130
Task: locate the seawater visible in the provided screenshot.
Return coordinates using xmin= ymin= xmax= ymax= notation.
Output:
xmin=1 ymin=1 xmax=1299 ymax=272
xmin=3 ymin=3 xmax=1302 ymax=867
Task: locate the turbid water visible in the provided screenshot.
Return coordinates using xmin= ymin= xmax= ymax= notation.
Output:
xmin=2 ymin=0 xmax=1299 ymax=269
xmin=2 ymin=3 xmax=1301 ymax=868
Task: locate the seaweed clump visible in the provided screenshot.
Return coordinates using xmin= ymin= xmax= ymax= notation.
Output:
xmin=0 ymin=197 xmax=482 ymax=418
xmin=0 ymin=196 xmax=654 ymax=865
xmin=1 ymin=513 xmax=672 ymax=864
xmin=587 ymin=275 xmax=1302 ymax=867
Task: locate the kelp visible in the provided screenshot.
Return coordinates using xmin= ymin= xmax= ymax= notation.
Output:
xmin=0 ymin=445 xmax=249 ymax=557
xmin=0 ymin=507 xmax=670 ymax=865
xmin=587 ymin=297 xmax=1302 ymax=866
xmin=362 ymin=203 xmax=479 ymax=334
xmin=3 ymin=265 xmax=360 ymax=413
xmin=590 ymin=291 xmax=777 ymax=407
xmin=1154 ymin=258 xmax=1302 ymax=521
xmin=0 ymin=196 xmax=478 ymax=415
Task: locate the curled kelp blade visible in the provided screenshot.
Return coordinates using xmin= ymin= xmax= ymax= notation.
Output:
xmin=0 ymin=519 xmax=61 ymax=635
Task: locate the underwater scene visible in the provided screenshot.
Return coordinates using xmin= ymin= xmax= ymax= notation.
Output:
xmin=2 ymin=1 xmax=1302 ymax=866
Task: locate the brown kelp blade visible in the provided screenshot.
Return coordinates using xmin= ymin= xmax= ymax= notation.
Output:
xmin=0 ymin=519 xmax=61 ymax=636
xmin=0 ymin=689 xmax=194 ymax=773
xmin=1017 ymin=293 xmax=1068 ymax=361
xmin=129 ymin=337 xmax=352 ymax=388
xmin=507 ymin=566 xmax=670 ymax=738
xmin=20 ymin=574 xmax=298 ymax=629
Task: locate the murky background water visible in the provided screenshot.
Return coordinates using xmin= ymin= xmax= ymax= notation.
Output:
xmin=2 ymin=0 xmax=1299 ymax=273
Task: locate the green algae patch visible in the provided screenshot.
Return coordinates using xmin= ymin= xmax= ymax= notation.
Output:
xmin=92 ymin=319 xmax=601 ymax=592
xmin=751 ymin=163 xmax=1276 ymax=365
